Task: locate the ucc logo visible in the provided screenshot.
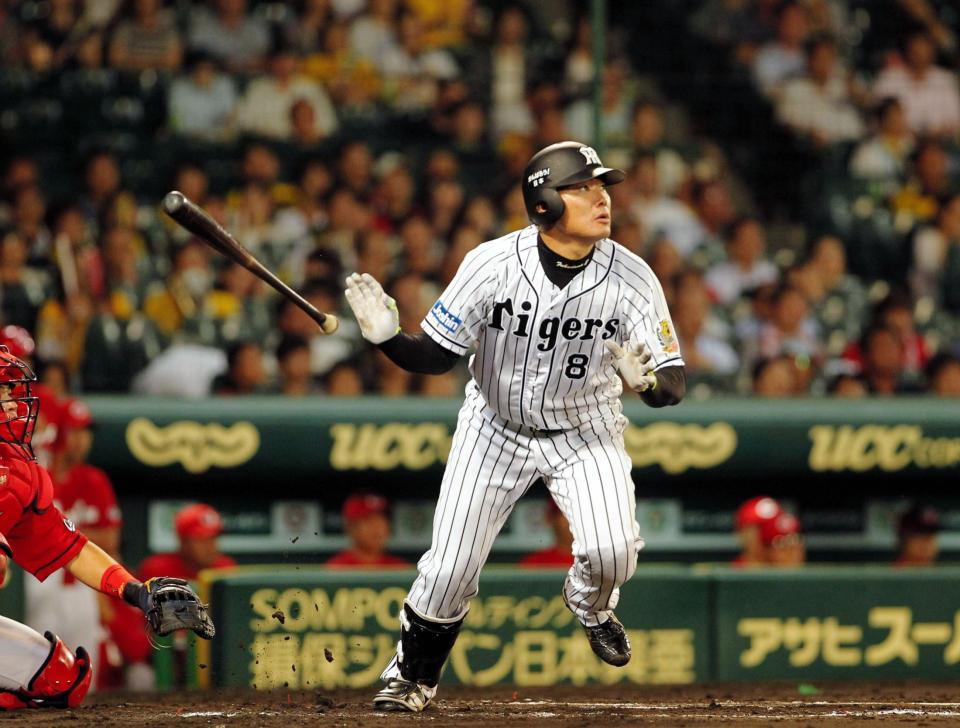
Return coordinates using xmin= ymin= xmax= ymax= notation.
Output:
xmin=125 ymin=418 xmax=261 ymax=473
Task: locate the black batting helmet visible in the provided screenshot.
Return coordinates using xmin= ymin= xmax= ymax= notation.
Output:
xmin=522 ymin=141 xmax=626 ymax=228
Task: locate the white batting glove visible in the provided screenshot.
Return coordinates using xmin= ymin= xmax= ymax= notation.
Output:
xmin=344 ymin=272 xmax=400 ymax=344
xmin=605 ymin=340 xmax=658 ymax=393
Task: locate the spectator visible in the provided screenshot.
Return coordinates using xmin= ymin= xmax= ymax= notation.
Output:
xmin=378 ymin=10 xmax=458 ymax=112
xmin=109 ymin=0 xmax=183 ymax=71
xmin=235 ymin=48 xmax=338 ymax=140
xmin=324 ymin=360 xmax=364 ymax=395
xmin=752 ymin=356 xmax=803 ymax=397
xmin=276 ymin=279 xmax=358 ymax=377
xmin=20 ymin=0 xmax=78 ymax=72
xmin=733 ymin=496 xmax=783 ymax=567
xmin=10 ymin=184 xmax=52 ymax=263
xmin=891 ymin=139 xmax=954 ymax=225
xmin=168 ymin=52 xmax=238 ymax=140
xmin=690 ymin=177 xmax=738 ymax=253
xmin=212 ymin=341 xmax=268 ymax=395
xmin=927 ymin=353 xmax=960 ymax=396
xmin=0 ymin=231 xmax=48 ymax=333
xmin=705 ymin=217 xmax=779 ymax=306
xmin=753 ymin=283 xmax=822 ymax=367
xmin=485 ymin=5 xmax=535 ymax=136
xmin=566 ymin=60 xmax=635 ymax=148
xmin=79 ymin=150 xmax=127 ymax=230
xmin=849 ymin=98 xmax=915 ymax=182
xmin=761 ymin=511 xmax=806 ymax=566
xmin=828 ymin=373 xmax=869 ymax=397
xmin=629 ymin=101 xmax=689 ymax=196
xmin=805 ymin=235 xmax=868 ymax=340
xmin=872 ymin=29 xmax=960 ymax=137
xmin=857 ymin=324 xmax=917 ymax=394
xmin=327 ymin=493 xmax=408 ymax=566
xmin=187 ymin=0 xmax=271 ymax=73
xmin=350 ymin=0 xmax=400 ymax=64
xmin=776 ymin=35 xmax=864 ymax=146
xmin=629 ymin=154 xmax=703 ymax=255
xmin=143 ymin=240 xmax=214 ymax=340
xmin=302 ymin=20 xmax=381 ymax=109
xmin=875 ymin=292 xmax=931 ymax=377
xmin=285 ymin=0 xmax=335 ymax=55
xmin=672 ymin=269 xmax=739 ymax=379
xmin=895 ymin=504 xmax=941 ymax=567
xmin=139 ymin=503 xmax=237 ymax=581
xmin=753 ymin=1 xmax=810 ymax=98
xmin=912 ymin=192 xmax=960 ymax=301
xmin=276 ymin=334 xmax=316 ymax=395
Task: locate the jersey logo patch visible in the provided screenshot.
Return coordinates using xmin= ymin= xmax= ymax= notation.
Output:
xmin=63 ymin=517 xmax=76 ymax=532
xmin=0 ymin=467 xmax=7 ymax=486
xmin=657 ymin=319 xmax=679 ymax=353
xmin=430 ymin=300 xmax=463 ymax=334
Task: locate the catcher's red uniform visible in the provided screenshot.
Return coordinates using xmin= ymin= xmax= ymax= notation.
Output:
xmin=0 ymin=449 xmax=87 ymax=581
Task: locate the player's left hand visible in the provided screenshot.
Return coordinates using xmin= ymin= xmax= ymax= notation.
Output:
xmin=130 ymin=577 xmax=216 ymax=640
xmin=605 ymin=341 xmax=657 ymax=393
xmin=344 ymin=272 xmax=401 ymax=344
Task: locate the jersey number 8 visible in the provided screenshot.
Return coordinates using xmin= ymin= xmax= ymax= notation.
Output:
xmin=564 ymin=353 xmax=589 ymax=379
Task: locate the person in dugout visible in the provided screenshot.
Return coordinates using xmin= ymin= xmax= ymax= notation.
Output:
xmin=138 ymin=503 xmax=237 ymax=582
xmin=894 ymin=504 xmax=941 ymax=567
xmin=0 ymin=345 xmax=213 ymax=710
xmin=732 ymin=495 xmax=783 ymax=567
xmin=326 ymin=493 xmax=409 ymax=567
xmin=760 ymin=511 xmax=806 ymax=566
xmin=520 ymin=497 xmax=575 ymax=568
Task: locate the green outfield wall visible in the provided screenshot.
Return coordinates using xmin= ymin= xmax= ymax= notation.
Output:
xmin=85 ymin=396 xmax=960 ymax=484
xmin=196 ymin=565 xmax=960 ymax=688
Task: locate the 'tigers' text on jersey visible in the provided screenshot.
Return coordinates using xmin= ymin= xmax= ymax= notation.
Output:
xmin=488 ymin=297 xmax=619 ymax=352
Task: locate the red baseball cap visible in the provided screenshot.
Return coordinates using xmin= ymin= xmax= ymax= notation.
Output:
xmin=60 ymin=399 xmax=94 ymax=430
xmin=175 ymin=503 xmax=224 ymax=539
xmin=735 ymin=496 xmax=782 ymax=530
xmin=343 ymin=493 xmax=390 ymax=522
xmin=760 ymin=511 xmax=802 ymax=546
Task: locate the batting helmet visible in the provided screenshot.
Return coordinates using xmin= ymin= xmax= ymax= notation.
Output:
xmin=522 ymin=141 xmax=626 ymax=228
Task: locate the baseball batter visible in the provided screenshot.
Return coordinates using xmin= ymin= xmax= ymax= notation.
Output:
xmin=0 ymin=345 xmax=214 ymax=711
xmin=345 ymin=141 xmax=686 ymax=712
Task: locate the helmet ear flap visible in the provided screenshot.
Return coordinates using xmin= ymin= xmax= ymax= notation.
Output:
xmin=530 ymin=187 xmax=564 ymax=228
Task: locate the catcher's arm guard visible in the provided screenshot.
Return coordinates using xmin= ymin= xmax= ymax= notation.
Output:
xmin=123 ymin=577 xmax=216 ymax=640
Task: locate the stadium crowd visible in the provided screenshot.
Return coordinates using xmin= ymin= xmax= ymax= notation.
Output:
xmin=0 ymin=0 xmax=958 ymax=399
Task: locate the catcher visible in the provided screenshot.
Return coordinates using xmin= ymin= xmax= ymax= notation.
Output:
xmin=0 ymin=345 xmax=215 ymax=710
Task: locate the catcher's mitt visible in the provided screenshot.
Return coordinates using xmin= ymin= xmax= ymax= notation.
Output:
xmin=132 ymin=577 xmax=216 ymax=639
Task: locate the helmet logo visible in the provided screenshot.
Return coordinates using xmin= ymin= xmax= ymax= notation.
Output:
xmin=579 ymin=146 xmax=602 ymax=166
xmin=527 ymin=168 xmax=550 ymax=187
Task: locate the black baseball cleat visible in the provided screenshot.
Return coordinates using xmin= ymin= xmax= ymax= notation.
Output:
xmin=584 ymin=614 xmax=631 ymax=666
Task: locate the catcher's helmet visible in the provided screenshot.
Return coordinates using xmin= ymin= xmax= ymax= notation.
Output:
xmin=522 ymin=141 xmax=626 ymax=228
xmin=0 ymin=344 xmax=39 ymax=459
xmin=0 ymin=325 xmax=35 ymax=361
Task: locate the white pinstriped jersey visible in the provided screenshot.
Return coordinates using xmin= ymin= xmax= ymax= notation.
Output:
xmin=421 ymin=225 xmax=684 ymax=431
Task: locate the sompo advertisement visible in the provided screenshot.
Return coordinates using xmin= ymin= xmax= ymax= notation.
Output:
xmin=198 ymin=566 xmax=960 ymax=688
xmin=200 ymin=568 xmax=709 ymax=689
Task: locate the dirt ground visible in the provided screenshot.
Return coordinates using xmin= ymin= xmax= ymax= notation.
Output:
xmin=3 ymin=683 xmax=960 ymax=727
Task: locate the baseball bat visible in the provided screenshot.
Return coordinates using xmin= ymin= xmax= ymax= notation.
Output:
xmin=161 ymin=190 xmax=338 ymax=335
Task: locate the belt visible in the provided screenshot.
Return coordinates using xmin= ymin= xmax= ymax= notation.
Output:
xmin=494 ymin=414 xmax=565 ymax=438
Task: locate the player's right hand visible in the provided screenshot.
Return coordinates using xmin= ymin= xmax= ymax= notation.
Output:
xmin=605 ymin=340 xmax=657 ymax=392
xmin=344 ymin=272 xmax=401 ymax=345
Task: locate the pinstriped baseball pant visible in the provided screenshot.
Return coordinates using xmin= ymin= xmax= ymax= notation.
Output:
xmin=405 ymin=386 xmax=643 ymax=628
